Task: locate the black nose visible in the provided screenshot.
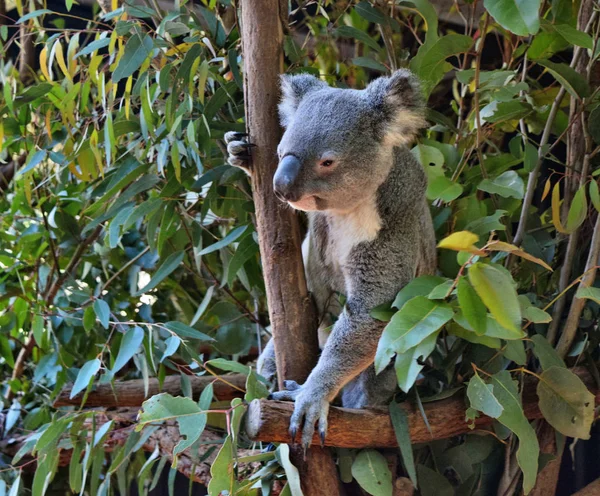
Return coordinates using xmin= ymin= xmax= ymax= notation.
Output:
xmin=273 ymin=155 xmax=301 ymax=202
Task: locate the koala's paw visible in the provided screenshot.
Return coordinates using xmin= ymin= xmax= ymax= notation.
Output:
xmin=269 ymin=381 xmax=330 ymax=450
xmin=224 ymin=131 xmax=254 ymax=174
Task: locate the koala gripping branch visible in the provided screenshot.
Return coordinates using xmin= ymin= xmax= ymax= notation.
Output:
xmin=245 ymin=367 xmax=599 ymax=449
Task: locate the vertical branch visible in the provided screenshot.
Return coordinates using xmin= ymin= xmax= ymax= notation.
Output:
xmin=239 ymin=1 xmax=342 ymax=494
xmin=556 ymin=180 xmax=600 ymax=358
xmin=512 ymin=8 xmax=597 ymax=246
xmin=547 ymin=0 xmax=596 ymax=345
xmin=19 ymin=20 xmax=35 ymax=84
xmin=240 ymin=0 xmax=319 ymax=386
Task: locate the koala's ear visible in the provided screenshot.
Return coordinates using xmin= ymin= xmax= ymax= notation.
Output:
xmin=366 ymin=69 xmax=427 ymax=146
xmin=279 ymin=74 xmax=327 ymax=127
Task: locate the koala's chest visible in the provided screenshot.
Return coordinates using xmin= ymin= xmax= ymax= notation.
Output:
xmin=310 ymin=200 xmax=382 ymax=288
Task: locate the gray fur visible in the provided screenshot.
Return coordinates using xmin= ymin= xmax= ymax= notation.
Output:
xmin=227 ymin=70 xmax=436 ymax=448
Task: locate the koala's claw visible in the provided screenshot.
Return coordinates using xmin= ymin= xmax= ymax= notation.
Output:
xmin=224 ymin=131 xmax=254 ymax=173
xmin=270 ymin=382 xmax=330 ymax=449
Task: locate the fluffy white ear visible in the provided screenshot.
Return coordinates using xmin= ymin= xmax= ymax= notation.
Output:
xmin=279 ymin=74 xmax=327 ymax=127
xmin=366 ymin=69 xmax=427 ymax=146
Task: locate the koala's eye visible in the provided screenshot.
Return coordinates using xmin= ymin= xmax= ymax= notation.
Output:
xmin=320 ymin=159 xmax=334 ymax=168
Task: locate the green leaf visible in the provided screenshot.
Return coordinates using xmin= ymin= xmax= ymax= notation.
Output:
xmin=134 ymin=251 xmax=184 ymax=296
xmin=112 ymin=326 xmax=144 ymax=374
xmin=410 ymin=34 xmax=473 ymax=95
xmin=376 ymin=297 xmax=453 ymax=373
xmin=351 ymin=449 xmax=393 ymax=496
xmin=351 ymin=57 xmax=388 ymax=73
xmin=389 ymin=402 xmax=417 ymax=487
xmin=245 ymin=369 xmax=269 ymax=402
xmin=416 ymin=465 xmax=453 ymax=496
xmin=277 ymin=444 xmax=304 ymax=496
xmin=531 ymin=335 xmax=566 ymax=370
xmin=527 ymin=31 xmax=569 ymax=60
xmin=392 ymin=275 xmax=446 ymax=309
xmin=198 ymin=225 xmax=249 ymax=256
xmin=457 ymin=277 xmax=487 ymax=334
xmin=465 ymin=210 xmax=507 ymax=236
xmin=70 ymin=358 xmax=101 ymax=399
xmin=467 ymin=374 xmax=504 ymax=418
xmin=426 ymin=175 xmax=463 ymax=202
xmin=523 ymin=305 xmax=551 ymax=323
xmin=468 ymin=263 xmax=522 ymax=334
xmin=205 ymin=358 xmax=250 ymax=375
xmin=355 ymin=1 xmax=388 ymax=24
xmin=164 ymin=321 xmax=214 ymax=341
xmin=447 ymin=322 xmax=501 ymax=348
xmin=16 ymin=9 xmax=53 ymax=23
xmin=427 ymin=280 xmax=453 ymax=299
xmin=160 ymin=336 xmax=180 ymax=363
xmin=548 ymin=23 xmax=594 ymax=49
xmin=16 ymin=150 xmax=47 ymax=177
xmin=113 ymin=33 xmax=154 ymax=83
xmin=82 ymin=306 xmax=95 ymax=333
xmin=575 ymin=286 xmax=600 ymax=305
xmin=93 ymin=299 xmax=110 ymax=330
xmin=226 ymin=235 xmax=259 ymax=287
xmin=190 ymin=286 xmax=215 ymax=326
xmin=478 ymin=171 xmax=524 ymax=199
xmin=32 ymin=314 xmax=45 ymax=346
xmin=565 ymin=186 xmax=588 ymax=232
xmin=481 ymin=100 xmax=532 ymax=124
xmin=75 ymin=37 xmax=110 ymax=58
xmin=589 ymin=181 xmax=600 ymax=212
xmin=336 ymin=26 xmax=380 ymax=52
xmin=537 ymin=366 xmax=594 ymax=439
xmin=504 ymin=339 xmax=526 ymax=365
xmin=491 ymin=371 xmax=539 ymax=494
xmin=283 ymin=36 xmax=304 ymax=64
xmin=484 ymin=0 xmax=541 ymax=36
xmin=139 ymin=393 xmax=209 ymax=465
xmin=394 ymin=330 xmax=439 ymax=392
xmin=208 ymin=436 xmax=236 ymax=496
xmin=536 ymin=60 xmax=590 ymax=99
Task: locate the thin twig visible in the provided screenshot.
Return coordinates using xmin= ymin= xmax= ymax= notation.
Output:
xmin=512 ymin=9 xmax=598 ymax=246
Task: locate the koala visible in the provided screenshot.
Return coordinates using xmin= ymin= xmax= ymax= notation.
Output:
xmin=225 ymin=69 xmax=436 ymax=449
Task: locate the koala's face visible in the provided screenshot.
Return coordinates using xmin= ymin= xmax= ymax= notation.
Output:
xmin=273 ymin=71 xmax=425 ymax=212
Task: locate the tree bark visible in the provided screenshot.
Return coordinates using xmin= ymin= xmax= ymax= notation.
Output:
xmin=54 ymin=374 xmax=247 ymax=407
xmin=245 ymin=367 xmax=598 ymax=448
xmin=529 ymin=422 xmax=562 ymax=496
xmin=573 ymin=478 xmax=600 ymax=496
xmin=239 ymin=1 xmax=341 ymax=493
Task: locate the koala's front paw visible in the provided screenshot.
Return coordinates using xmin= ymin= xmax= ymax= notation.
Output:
xmin=224 ymin=131 xmax=254 ymax=174
xmin=269 ymin=380 xmax=330 ymax=450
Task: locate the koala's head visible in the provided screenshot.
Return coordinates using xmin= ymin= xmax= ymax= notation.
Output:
xmin=273 ymin=69 xmax=426 ymax=212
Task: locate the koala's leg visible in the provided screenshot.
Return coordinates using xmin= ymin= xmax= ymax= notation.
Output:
xmin=270 ymin=228 xmax=418 ymax=448
xmin=341 ymin=365 xmax=397 ymax=409
xmin=224 ymin=131 xmax=254 ymax=175
xmin=256 ymin=338 xmax=277 ymax=386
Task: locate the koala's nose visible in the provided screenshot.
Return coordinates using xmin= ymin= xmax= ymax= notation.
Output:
xmin=273 ymin=155 xmax=301 ymax=202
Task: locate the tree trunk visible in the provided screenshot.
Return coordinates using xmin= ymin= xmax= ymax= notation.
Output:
xmin=239 ymin=1 xmax=342 ymax=494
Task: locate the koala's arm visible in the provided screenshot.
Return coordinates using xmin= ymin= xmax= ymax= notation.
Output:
xmin=271 ymin=221 xmax=419 ymax=447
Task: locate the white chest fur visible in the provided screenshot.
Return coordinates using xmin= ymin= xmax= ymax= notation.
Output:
xmin=326 ymin=196 xmax=382 ymax=269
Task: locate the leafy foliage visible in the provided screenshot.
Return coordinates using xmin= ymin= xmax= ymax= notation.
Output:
xmin=0 ymin=0 xmax=598 ymax=495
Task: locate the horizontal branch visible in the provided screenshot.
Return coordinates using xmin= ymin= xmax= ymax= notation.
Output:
xmin=245 ymin=367 xmax=598 ymax=448
xmin=54 ymin=374 xmax=247 ymax=408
